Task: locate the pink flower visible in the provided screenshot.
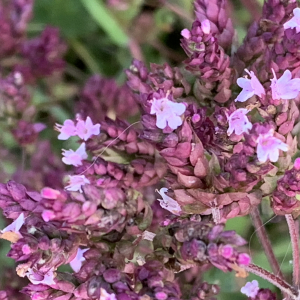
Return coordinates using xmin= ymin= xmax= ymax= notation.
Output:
xmin=240 ymin=280 xmax=259 ymax=298
xmin=283 ymin=7 xmax=300 ymax=33
xmin=76 ymin=117 xmax=100 ymax=141
xmin=42 ymin=210 xmax=56 ymax=222
xmin=55 ymin=119 xmax=77 ymax=140
xmin=62 ymin=143 xmax=88 ymax=166
xmin=157 ymin=188 xmax=181 ymax=215
xmin=25 ymin=267 xmax=56 ymax=286
xmin=70 ymin=248 xmax=89 ymax=272
xmin=100 ymin=288 xmax=117 ymax=300
xmin=150 ymin=98 xmax=186 ymax=130
xmin=181 ymin=29 xmax=191 ymax=39
xmin=256 ymin=129 xmax=288 ymax=163
xmin=1 ymin=213 xmax=25 ymax=243
xmin=270 ymin=69 xmax=300 ymax=100
xmin=41 ymin=187 xmax=61 ymax=199
xmin=236 ymin=69 xmax=265 ymax=102
xmin=294 ymin=158 xmax=300 ymax=170
xmin=65 ymin=175 xmax=90 ymax=193
xmin=201 ymin=19 xmax=211 ymax=34
xmin=227 ymin=108 xmax=252 ymax=136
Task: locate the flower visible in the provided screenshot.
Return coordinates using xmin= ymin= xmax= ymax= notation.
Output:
xmin=99 ymin=288 xmax=117 ymax=300
xmin=41 ymin=210 xmax=56 ymax=222
xmin=1 ymin=213 xmax=25 ymax=243
xmin=150 ymin=97 xmax=186 ymax=130
xmin=62 ymin=143 xmax=88 ymax=166
xmin=283 ymin=7 xmax=300 ymax=33
xmin=256 ymin=129 xmax=288 ymax=163
xmin=69 ymin=248 xmax=89 ymax=272
xmin=240 ymin=280 xmax=259 ymax=298
xmin=76 ymin=116 xmax=101 ymax=141
xmin=65 ymin=175 xmax=90 ymax=193
xmin=41 ymin=187 xmax=61 ymax=199
xmin=236 ymin=69 xmax=265 ymax=102
xmin=201 ymin=19 xmax=211 ymax=34
xmin=25 ymin=267 xmax=56 ymax=286
xmin=227 ymin=108 xmax=252 ymax=136
xmin=55 ymin=119 xmax=77 ymax=140
xmin=157 ymin=188 xmax=181 ymax=215
xmin=270 ymin=69 xmax=300 ymax=100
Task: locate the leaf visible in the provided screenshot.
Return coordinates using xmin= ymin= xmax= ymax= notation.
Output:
xmin=80 ymin=0 xmax=128 ymax=46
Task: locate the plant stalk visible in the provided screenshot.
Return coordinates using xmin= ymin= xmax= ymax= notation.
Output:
xmin=245 ymin=264 xmax=298 ymax=299
xmin=250 ymin=207 xmax=284 ymax=279
xmin=286 ymin=214 xmax=300 ymax=288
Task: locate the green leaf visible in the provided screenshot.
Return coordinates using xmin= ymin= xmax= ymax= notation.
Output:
xmin=80 ymin=0 xmax=128 ymax=46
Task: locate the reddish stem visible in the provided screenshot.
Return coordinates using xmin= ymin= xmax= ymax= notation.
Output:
xmin=245 ymin=264 xmax=298 ymax=299
xmin=250 ymin=207 xmax=284 ymax=279
xmin=286 ymin=214 xmax=300 ymax=288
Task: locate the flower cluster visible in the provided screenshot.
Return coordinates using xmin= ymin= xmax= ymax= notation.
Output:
xmin=2 ymin=0 xmax=300 ymax=299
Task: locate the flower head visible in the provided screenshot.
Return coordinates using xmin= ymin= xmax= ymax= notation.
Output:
xmin=62 ymin=143 xmax=88 ymax=166
xmin=70 ymin=248 xmax=89 ymax=272
xmin=283 ymin=8 xmax=300 ymax=33
xmin=157 ymin=188 xmax=181 ymax=215
xmin=25 ymin=267 xmax=56 ymax=286
xmin=256 ymin=129 xmax=288 ymax=163
xmin=227 ymin=108 xmax=252 ymax=136
xmin=55 ymin=119 xmax=77 ymax=140
xmin=270 ymin=69 xmax=300 ymax=100
xmin=76 ymin=116 xmax=101 ymax=141
xmin=236 ymin=69 xmax=265 ymax=102
xmin=65 ymin=175 xmax=90 ymax=193
xmin=1 ymin=213 xmax=25 ymax=243
xmin=150 ymin=97 xmax=186 ymax=130
xmin=240 ymin=280 xmax=259 ymax=298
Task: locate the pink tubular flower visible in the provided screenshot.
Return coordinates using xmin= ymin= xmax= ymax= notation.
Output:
xmin=65 ymin=175 xmax=90 ymax=193
xmin=42 ymin=210 xmax=56 ymax=222
xmin=150 ymin=97 xmax=186 ymax=130
xmin=62 ymin=143 xmax=88 ymax=166
xmin=76 ymin=116 xmax=101 ymax=141
xmin=70 ymin=248 xmax=89 ymax=272
xmin=294 ymin=158 xmax=300 ymax=170
xmin=55 ymin=119 xmax=77 ymax=140
xmin=1 ymin=213 xmax=25 ymax=243
xmin=270 ymin=69 xmax=300 ymax=100
xmin=283 ymin=7 xmax=300 ymax=33
xmin=227 ymin=108 xmax=252 ymax=136
xmin=236 ymin=69 xmax=265 ymax=102
xmin=41 ymin=187 xmax=61 ymax=199
xmin=100 ymin=288 xmax=117 ymax=300
xmin=157 ymin=188 xmax=181 ymax=215
xmin=256 ymin=129 xmax=288 ymax=163
xmin=240 ymin=280 xmax=259 ymax=298
xmin=25 ymin=267 xmax=56 ymax=286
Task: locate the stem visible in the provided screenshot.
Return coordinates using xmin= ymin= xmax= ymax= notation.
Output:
xmin=250 ymin=207 xmax=284 ymax=279
xmin=286 ymin=214 xmax=300 ymax=288
xmin=245 ymin=264 xmax=298 ymax=299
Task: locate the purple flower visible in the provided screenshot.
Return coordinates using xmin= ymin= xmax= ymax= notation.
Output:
xmin=25 ymin=268 xmax=56 ymax=286
xmin=236 ymin=69 xmax=265 ymax=102
xmin=201 ymin=19 xmax=211 ymax=34
xmin=41 ymin=210 xmax=56 ymax=222
xmin=55 ymin=119 xmax=77 ymax=140
xmin=283 ymin=7 xmax=300 ymax=33
xmin=294 ymin=158 xmax=300 ymax=170
xmin=69 ymin=248 xmax=89 ymax=272
xmin=157 ymin=188 xmax=181 ymax=215
xmin=270 ymin=69 xmax=300 ymax=100
xmin=40 ymin=187 xmax=61 ymax=199
xmin=76 ymin=116 xmax=100 ymax=141
xmin=150 ymin=97 xmax=186 ymax=130
xmin=240 ymin=280 xmax=259 ymax=298
xmin=1 ymin=213 xmax=25 ymax=243
xmin=62 ymin=143 xmax=88 ymax=167
xmin=256 ymin=129 xmax=288 ymax=163
xmin=65 ymin=175 xmax=90 ymax=193
xmin=227 ymin=108 xmax=252 ymax=136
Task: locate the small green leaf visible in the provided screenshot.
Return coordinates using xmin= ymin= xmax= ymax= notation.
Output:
xmin=80 ymin=0 xmax=128 ymax=46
